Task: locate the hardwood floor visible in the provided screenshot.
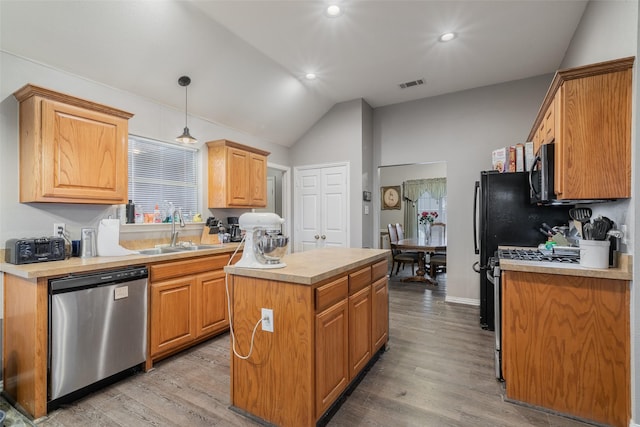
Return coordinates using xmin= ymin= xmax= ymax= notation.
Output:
xmin=35 ymin=271 xmax=591 ymax=427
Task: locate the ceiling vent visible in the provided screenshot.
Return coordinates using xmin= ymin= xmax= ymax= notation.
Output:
xmin=399 ymin=78 xmax=425 ymax=89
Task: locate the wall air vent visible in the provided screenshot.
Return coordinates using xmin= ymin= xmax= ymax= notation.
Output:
xmin=399 ymin=78 xmax=425 ymax=89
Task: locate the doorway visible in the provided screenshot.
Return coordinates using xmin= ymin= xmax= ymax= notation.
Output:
xmin=293 ymin=162 xmax=350 ymax=252
xmin=256 ymin=164 xmax=291 ymax=243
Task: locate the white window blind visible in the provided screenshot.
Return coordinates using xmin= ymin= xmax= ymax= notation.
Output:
xmin=128 ymin=135 xmax=198 ymax=218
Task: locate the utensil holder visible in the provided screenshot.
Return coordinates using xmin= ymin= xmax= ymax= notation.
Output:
xmin=579 ymin=239 xmax=610 ymax=269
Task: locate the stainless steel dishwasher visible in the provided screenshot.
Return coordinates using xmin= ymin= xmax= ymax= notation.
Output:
xmin=48 ymin=266 xmax=148 ymax=404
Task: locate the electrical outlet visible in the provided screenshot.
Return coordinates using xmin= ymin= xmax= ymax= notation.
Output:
xmin=53 ymin=223 xmax=66 ymax=237
xmin=262 ymin=308 xmax=274 ymax=333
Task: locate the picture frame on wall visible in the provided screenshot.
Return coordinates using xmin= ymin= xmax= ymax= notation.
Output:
xmin=381 ymin=185 xmax=401 ymax=210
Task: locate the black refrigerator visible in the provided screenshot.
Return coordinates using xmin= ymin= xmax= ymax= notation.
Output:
xmin=473 ymin=171 xmax=571 ymax=330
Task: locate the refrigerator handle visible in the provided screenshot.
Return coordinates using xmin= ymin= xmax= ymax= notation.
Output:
xmin=473 ymin=180 xmax=480 ymax=255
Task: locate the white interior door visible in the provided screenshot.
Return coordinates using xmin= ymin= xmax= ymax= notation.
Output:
xmin=295 ymin=164 xmax=348 ymax=252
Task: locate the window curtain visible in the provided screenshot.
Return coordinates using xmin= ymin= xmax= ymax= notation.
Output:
xmin=403 ymin=178 xmax=447 ymax=238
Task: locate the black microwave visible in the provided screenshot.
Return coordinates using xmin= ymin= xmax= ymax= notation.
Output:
xmin=528 ymin=143 xmax=556 ymax=205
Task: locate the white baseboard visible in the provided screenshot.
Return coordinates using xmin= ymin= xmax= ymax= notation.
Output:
xmin=445 ymin=296 xmax=480 ymax=306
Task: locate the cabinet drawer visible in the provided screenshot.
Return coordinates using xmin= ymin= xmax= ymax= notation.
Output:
xmin=349 ymin=266 xmax=371 ymax=294
xmin=315 ymin=277 xmax=348 ymax=312
xmin=151 ymin=254 xmax=231 ymax=281
xmin=371 ymin=260 xmax=387 ymax=281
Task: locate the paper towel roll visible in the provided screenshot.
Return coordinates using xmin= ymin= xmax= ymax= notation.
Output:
xmin=97 ymin=218 xmax=137 ymax=256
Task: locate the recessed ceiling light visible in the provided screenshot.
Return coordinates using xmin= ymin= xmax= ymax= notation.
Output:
xmin=305 ymin=73 xmax=317 ymax=80
xmin=438 ymin=32 xmax=457 ymax=42
xmin=326 ymin=4 xmax=342 ymax=17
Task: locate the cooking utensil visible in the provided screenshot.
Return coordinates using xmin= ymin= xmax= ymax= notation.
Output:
xmin=582 ymin=223 xmax=593 ymax=240
xmin=591 ymin=217 xmax=613 ymax=240
xmin=569 ymin=207 xmax=592 ymax=238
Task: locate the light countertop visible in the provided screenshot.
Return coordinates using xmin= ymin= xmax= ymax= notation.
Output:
xmin=224 ymin=247 xmax=390 ymax=285
xmin=498 ymin=247 xmax=632 ymax=281
xmin=1 ymin=243 xmax=242 ymax=280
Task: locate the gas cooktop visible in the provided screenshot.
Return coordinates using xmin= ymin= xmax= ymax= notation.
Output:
xmin=497 ymin=248 xmax=579 ymax=264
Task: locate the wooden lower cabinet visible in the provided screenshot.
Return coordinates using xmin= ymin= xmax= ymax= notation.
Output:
xmin=230 ymin=257 xmax=389 ymax=427
xmin=502 ymin=271 xmax=630 ymax=427
xmin=315 ymin=299 xmax=349 ymax=417
xmin=348 ymin=286 xmax=371 ymax=379
xmin=149 ymin=254 xmax=231 ymax=362
xmin=150 ymin=276 xmax=197 ymax=356
xmin=196 ymin=270 xmax=229 ymax=338
xmin=371 ymin=276 xmax=389 ymax=352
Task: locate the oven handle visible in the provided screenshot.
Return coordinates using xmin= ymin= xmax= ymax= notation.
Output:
xmin=486 ymin=269 xmax=495 ymax=285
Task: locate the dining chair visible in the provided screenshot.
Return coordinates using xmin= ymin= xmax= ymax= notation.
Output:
xmin=428 ymin=222 xmax=447 ymax=276
xmin=387 ymin=224 xmax=419 ymax=276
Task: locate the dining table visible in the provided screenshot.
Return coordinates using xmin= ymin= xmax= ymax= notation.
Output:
xmin=393 ymin=233 xmax=447 ymax=284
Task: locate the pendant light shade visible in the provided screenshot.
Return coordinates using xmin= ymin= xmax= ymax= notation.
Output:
xmin=176 ymin=76 xmax=197 ymax=144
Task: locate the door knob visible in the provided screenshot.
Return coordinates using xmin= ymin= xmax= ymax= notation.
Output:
xmin=321 ymin=235 xmax=326 ymax=240
xmin=314 ymin=235 xmax=320 ymax=240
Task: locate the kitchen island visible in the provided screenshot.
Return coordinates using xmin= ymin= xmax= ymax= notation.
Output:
xmin=499 ymin=252 xmax=632 ymax=427
xmin=224 ymin=247 xmax=389 ymax=427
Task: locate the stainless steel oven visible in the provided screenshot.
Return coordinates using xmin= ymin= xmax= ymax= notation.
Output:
xmin=486 ymin=257 xmax=503 ymax=380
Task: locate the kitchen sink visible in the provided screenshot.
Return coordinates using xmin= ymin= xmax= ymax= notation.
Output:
xmin=137 ymin=247 xmax=184 ymax=255
xmin=138 ymin=244 xmax=225 ymax=255
xmin=176 ymin=244 xmax=224 ymax=251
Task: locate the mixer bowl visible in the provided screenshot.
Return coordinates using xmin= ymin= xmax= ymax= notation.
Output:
xmin=255 ymin=234 xmax=289 ymax=264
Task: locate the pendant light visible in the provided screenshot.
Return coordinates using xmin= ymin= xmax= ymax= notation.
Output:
xmin=176 ymin=75 xmax=197 ymax=144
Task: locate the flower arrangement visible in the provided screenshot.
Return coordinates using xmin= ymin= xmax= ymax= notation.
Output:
xmin=418 ymin=211 xmax=438 ymax=224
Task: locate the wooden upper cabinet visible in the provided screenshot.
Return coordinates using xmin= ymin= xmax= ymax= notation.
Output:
xmin=206 ymin=139 xmax=270 ymax=208
xmin=13 ymin=84 xmax=133 ymax=204
xmin=528 ymin=57 xmax=634 ymax=200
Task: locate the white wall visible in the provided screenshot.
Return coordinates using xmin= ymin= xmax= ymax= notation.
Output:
xmin=290 ymin=99 xmax=366 ymax=248
xmin=373 ymin=75 xmax=552 ymax=303
xmin=362 ymin=101 xmax=375 ymax=248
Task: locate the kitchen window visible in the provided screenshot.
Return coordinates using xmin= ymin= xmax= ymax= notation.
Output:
xmin=417 ymin=192 xmax=447 ymax=224
xmin=128 ymin=135 xmax=198 ymax=220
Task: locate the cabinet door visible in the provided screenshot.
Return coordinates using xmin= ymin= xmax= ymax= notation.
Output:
xmin=40 ymin=99 xmax=128 ymax=203
xmin=315 ymin=299 xmax=349 ymax=418
xmin=556 ymin=68 xmax=631 ymax=199
xmin=249 ymin=153 xmax=267 ymax=207
xmin=371 ymin=277 xmax=388 ymax=352
xmin=196 ymin=270 xmax=229 ymax=338
xmin=348 ymin=286 xmax=371 ymax=380
xmin=150 ymin=277 xmax=197 ymax=356
xmin=226 ymin=147 xmax=251 ymax=206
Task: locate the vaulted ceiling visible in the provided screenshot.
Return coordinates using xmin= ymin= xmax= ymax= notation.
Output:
xmin=0 ymin=0 xmax=587 ymax=147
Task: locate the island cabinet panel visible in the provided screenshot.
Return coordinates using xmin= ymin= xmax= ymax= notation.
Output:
xmin=348 ymin=286 xmax=371 ymax=380
xmin=502 ymin=271 xmax=630 ymax=427
xmin=315 ymin=298 xmax=349 ymax=418
xmin=371 ymin=276 xmax=389 ymax=352
xmin=229 ymin=254 xmax=389 ymax=427
xmin=13 ymin=84 xmax=132 ymax=204
xmin=231 ymin=276 xmax=315 ymax=427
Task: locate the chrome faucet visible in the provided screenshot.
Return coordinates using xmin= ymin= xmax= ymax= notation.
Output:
xmin=168 ymin=203 xmax=186 ymax=246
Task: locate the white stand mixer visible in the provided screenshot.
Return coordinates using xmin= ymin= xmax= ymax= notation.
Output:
xmin=235 ymin=212 xmax=288 ymax=269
